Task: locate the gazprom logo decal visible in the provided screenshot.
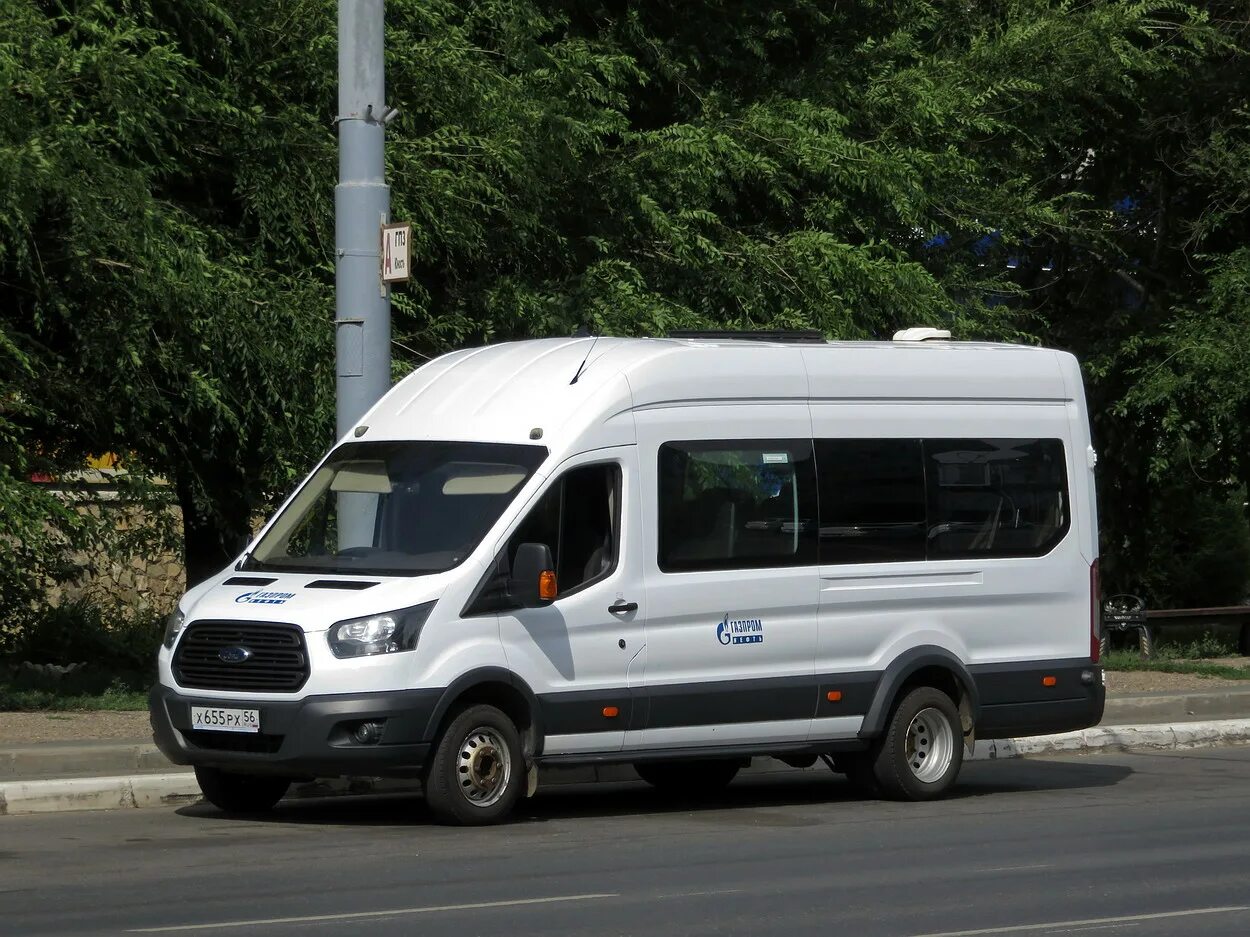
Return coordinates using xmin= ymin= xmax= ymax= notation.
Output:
xmin=716 ymin=614 xmax=764 ymax=646
xmin=235 ymin=590 xmax=295 ymax=605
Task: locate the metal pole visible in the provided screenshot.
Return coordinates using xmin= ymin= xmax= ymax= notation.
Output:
xmin=336 ymin=0 xmax=390 ymax=548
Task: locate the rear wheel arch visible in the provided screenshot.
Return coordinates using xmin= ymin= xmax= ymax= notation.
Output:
xmin=860 ymin=647 xmax=979 ymax=742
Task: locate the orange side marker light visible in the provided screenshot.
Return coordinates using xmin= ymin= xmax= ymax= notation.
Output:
xmin=602 ymin=706 xmax=620 ymax=718
xmin=826 ymin=690 xmax=843 ymax=702
xmin=1042 ymin=675 xmax=1057 ymax=687
xmin=538 ymin=570 xmax=558 ymax=602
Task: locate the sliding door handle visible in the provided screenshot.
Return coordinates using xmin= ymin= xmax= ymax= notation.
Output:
xmin=608 ymin=601 xmax=638 ymax=614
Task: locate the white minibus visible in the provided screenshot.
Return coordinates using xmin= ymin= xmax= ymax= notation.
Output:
xmin=151 ymin=330 xmax=1104 ymax=824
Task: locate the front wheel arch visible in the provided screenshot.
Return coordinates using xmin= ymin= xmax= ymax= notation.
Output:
xmin=422 ymin=668 xmax=542 ymax=761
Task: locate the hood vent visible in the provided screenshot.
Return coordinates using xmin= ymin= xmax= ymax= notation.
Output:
xmin=306 ymin=579 xmax=380 ymax=591
xmin=222 ymin=576 xmax=277 ymax=586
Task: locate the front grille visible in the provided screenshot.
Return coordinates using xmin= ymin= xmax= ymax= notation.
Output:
xmin=174 ymin=621 xmax=309 ymax=692
xmin=185 ymin=730 xmax=284 ymax=754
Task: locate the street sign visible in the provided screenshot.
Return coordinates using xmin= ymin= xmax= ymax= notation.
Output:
xmin=381 ymin=221 xmax=411 ymax=284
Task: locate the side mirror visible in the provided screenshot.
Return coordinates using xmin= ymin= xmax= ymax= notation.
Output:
xmin=509 ymin=542 xmax=557 ymax=608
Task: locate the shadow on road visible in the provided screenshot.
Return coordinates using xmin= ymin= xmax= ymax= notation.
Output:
xmin=174 ymin=756 xmax=1133 ymax=829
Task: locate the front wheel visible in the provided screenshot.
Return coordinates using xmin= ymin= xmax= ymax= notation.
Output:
xmin=870 ymin=687 xmax=964 ymax=801
xmin=424 ymin=704 xmax=525 ymax=826
xmin=194 ymin=766 xmax=290 ymax=814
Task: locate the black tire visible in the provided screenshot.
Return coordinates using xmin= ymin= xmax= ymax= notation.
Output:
xmin=869 ymin=686 xmax=964 ymax=801
xmin=633 ymin=759 xmax=741 ymax=793
xmin=194 ymin=766 xmax=290 ymax=814
xmin=424 ymin=704 xmax=525 ymax=826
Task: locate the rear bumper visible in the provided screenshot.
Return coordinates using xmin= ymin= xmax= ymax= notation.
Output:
xmin=149 ymin=684 xmax=443 ymax=778
xmin=973 ymin=664 xmax=1106 ymax=740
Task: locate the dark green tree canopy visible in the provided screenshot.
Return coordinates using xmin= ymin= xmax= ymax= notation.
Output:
xmin=2 ymin=0 xmax=1247 ymax=603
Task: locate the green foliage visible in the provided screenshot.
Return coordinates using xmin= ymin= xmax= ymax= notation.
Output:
xmin=1168 ymin=632 xmax=1241 ymax=659
xmin=0 ymin=0 xmax=1248 ymax=616
xmin=1137 ymin=481 xmax=1250 ymax=608
xmin=1102 ymin=650 xmax=1250 ymax=679
xmin=0 ymin=0 xmax=339 ymax=584
xmin=0 ymin=683 xmax=149 ymax=712
xmin=0 ymin=597 xmax=162 ymax=709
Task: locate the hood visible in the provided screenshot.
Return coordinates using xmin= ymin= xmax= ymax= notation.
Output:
xmin=181 ymin=569 xmax=452 ymax=633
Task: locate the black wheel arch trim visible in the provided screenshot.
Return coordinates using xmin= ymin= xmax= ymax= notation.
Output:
xmin=858 ymin=646 xmax=980 ymax=739
xmin=422 ymin=667 xmax=544 ymax=752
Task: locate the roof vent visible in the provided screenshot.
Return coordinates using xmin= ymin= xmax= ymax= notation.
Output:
xmin=893 ymin=327 xmax=952 ymax=342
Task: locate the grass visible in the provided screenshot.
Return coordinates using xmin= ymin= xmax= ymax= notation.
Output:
xmin=1102 ymin=650 xmax=1250 ymax=680
xmin=1103 ymin=631 xmax=1250 ymax=679
xmin=0 ymin=684 xmax=149 ymax=712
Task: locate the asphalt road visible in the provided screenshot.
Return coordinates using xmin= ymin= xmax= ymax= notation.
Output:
xmin=4 ymin=748 xmax=1250 ymax=937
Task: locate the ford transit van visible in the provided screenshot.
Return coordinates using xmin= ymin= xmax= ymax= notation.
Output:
xmin=150 ymin=331 xmax=1105 ymax=824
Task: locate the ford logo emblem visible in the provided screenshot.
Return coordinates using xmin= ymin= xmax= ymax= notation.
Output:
xmin=217 ymin=646 xmax=253 ymax=664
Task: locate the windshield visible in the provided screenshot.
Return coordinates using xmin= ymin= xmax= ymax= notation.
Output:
xmin=242 ymin=441 xmax=548 ymax=577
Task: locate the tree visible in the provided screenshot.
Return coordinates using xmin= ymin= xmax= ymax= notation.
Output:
xmin=0 ymin=1 xmax=336 ymax=585
xmin=2 ymin=0 xmax=1246 ymax=605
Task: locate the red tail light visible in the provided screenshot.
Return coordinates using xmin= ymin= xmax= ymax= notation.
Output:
xmin=1090 ymin=558 xmax=1101 ymax=663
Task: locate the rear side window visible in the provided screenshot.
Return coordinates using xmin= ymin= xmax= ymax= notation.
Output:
xmin=924 ymin=438 xmax=1069 ymax=559
xmin=658 ymin=440 xmax=817 ymax=571
xmin=815 ymin=439 xmax=926 ymax=563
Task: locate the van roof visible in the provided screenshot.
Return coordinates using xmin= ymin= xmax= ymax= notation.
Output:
xmin=357 ymin=337 xmax=1075 ymax=450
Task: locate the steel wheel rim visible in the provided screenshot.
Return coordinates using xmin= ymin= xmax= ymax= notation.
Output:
xmin=456 ymin=726 xmax=512 ymax=808
xmin=906 ymin=707 xmax=954 ymax=783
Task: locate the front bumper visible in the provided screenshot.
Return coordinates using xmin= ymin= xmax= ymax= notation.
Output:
xmin=149 ymin=684 xmax=444 ymax=779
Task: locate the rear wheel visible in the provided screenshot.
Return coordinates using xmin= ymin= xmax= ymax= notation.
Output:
xmin=870 ymin=686 xmax=963 ymax=801
xmin=424 ymin=704 xmax=525 ymax=826
xmin=634 ymin=759 xmax=741 ymax=793
xmin=194 ymin=766 xmax=290 ymax=814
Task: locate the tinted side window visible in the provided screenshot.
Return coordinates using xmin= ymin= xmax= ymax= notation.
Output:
xmin=466 ymin=463 xmax=619 ymax=614
xmin=815 ymin=439 xmax=925 ymax=564
xmin=508 ymin=463 xmax=619 ymax=595
xmin=924 ymin=438 xmax=1069 ymax=559
xmin=658 ymin=440 xmax=817 ymax=572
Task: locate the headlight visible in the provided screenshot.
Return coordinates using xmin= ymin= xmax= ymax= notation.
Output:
xmin=328 ymin=601 xmax=436 ymax=658
xmin=162 ymin=608 xmax=186 ymax=649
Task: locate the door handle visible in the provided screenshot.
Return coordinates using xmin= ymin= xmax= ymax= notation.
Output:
xmin=608 ymin=601 xmax=638 ymax=614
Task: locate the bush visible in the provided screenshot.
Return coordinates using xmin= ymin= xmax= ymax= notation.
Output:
xmin=0 ymin=597 xmax=163 ymax=695
xmin=1139 ymin=482 xmax=1250 ymax=609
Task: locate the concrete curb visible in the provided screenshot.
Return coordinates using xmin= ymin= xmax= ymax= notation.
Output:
xmin=971 ymin=718 xmax=1250 ymax=759
xmin=3 ymin=718 xmax=1249 ymax=817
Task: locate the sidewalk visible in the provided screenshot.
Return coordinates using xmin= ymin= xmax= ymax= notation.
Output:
xmin=4 ymin=685 xmax=1250 ymax=816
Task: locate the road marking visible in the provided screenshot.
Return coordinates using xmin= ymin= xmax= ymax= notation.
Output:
xmin=904 ymin=906 xmax=1250 ymax=937
xmin=128 ymin=893 xmax=619 ymax=933
xmin=978 ymin=864 xmax=1053 ymax=873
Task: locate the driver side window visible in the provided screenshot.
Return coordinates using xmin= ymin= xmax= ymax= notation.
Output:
xmin=467 ymin=463 xmax=621 ymax=613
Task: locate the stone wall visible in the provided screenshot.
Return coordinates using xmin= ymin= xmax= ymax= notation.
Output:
xmin=44 ymin=498 xmax=185 ymax=618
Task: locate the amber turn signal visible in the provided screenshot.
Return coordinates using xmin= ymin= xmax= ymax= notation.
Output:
xmin=826 ymin=690 xmax=842 ymax=702
xmin=538 ymin=570 xmax=558 ymax=601
xmin=1042 ymin=675 xmax=1057 ymax=687
xmin=602 ymin=706 xmax=619 ymax=718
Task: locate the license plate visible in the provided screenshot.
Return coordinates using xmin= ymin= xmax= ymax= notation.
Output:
xmin=191 ymin=706 xmax=260 ymax=734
